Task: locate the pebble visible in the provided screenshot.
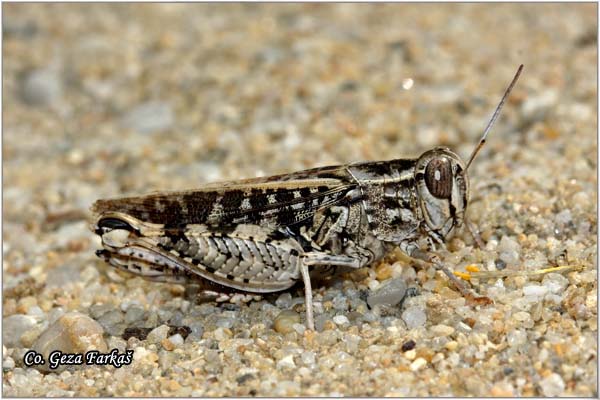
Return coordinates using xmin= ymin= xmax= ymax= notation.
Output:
xmin=20 ymin=327 xmax=43 ymax=348
xmin=404 ymin=349 xmax=416 ymax=360
xmin=507 ymin=330 xmax=527 ymax=347
xmin=146 ymin=325 xmax=170 ymax=344
xmin=122 ymin=101 xmax=174 ymax=134
xmin=32 ymin=312 xmax=107 ymax=371
xmin=17 ymin=296 xmax=37 ymax=314
xmin=554 ymin=209 xmax=573 ymax=226
xmin=3 ymin=314 xmax=38 ymax=348
xmin=124 ymin=306 xmax=146 ymax=324
xmin=445 ymin=341 xmax=459 ymax=351
xmin=513 ymin=311 xmax=531 ymax=322
xmin=539 ymin=373 xmax=565 ymax=396
xmin=367 ymin=280 xmax=380 ymax=291
xmin=300 ymin=351 xmax=316 ymax=366
xmin=343 ymin=334 xmax=361 ymax=354
xmin=542 ymin=273 xmax=570 ymax=294
xmin=22 ymin=68 xmax=62 ymax=106
xmin=213 ymin=327 xmax=232 ymax=341
xmin=401 ymin=339 xmax=416 ymax=352
xmin=273 ymin=310 xmax=301 ymax=334
xmin=157 ymin=309 xmax=173 ymax=323
xmin=3 ymin=357 xmax=15 ymax=371
xmin=495 ymin=259 xmax=507 ymax=270
xmin=215 ymin=317 xmax=235 ymax=329
xmin=89 ymin=304 xmax=114 ymax=319
xmin=430 ymin=324 xmax=455 ymax=337
xmin=292 ymin=323 xmax=306 ymax=335
xmin=277 ymin=354 xmax=296 ymax=369
xmin=332 ymin=295 xmax=348 ymax=311
xmin=523 ymin=284 xmax=549 ymax=297
xmin=498 ymin=236 xmax=521 ymax=265
xmin=168 ymin=334 xmax=184 ymax=347
xmin=314 ymin=315 xmax=330 ymax=332
xmin=107 ymin=336 xmax=126 ymax=353
xmin=401 ymin=306 xmax=427 ymax=329
xmin=160 ymin=339 xmax=175 ymax=351
xmin=332 ymin=315 xmax=350 ymax=326
xmin=27 ymin=306 xmax=45 ymax=319
xmin=186 ymin=322 xmax=204 ymax=341
xmin=275 ymin=293 xmax=293 ymax=309
xmin=409 ymin=357 xmax=427 ymax=371
xmin=96 ymin=309 xmax=124 ymax=328
xmin=366 ymin=277 xmax=407 ymax=308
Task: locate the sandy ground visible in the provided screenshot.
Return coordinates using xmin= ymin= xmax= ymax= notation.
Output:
xmin=3 ymin=3 xmax=597 ymax=396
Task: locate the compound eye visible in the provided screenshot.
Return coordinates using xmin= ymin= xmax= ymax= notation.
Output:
xmin=425 ymin=157 xmax=453 ymax=199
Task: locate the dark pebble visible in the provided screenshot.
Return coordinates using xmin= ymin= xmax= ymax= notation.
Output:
xmin=236 ymin=373 xmax=255 ymax=384
xmin=495 ymin=259 xmax=507 ymax=270
xmin=220 ymin=303 xmax=240 ymax=311
xmin=168 ymin=325 xmax=192 ymax=339
xmin=122 ymin=327 xmax=153 ymax=341
xmin=401 ymin=339 xmax=416 ymax=352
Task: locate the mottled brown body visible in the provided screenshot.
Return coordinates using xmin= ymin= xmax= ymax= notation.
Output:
xmin=92 ymin=65 xmax=523 ymax=330
xmin=92 ymin=148 xmax=469 ymax=329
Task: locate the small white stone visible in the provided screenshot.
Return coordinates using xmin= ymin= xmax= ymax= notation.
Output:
xmin=542 ymin=273 xmax=569 ymax=294
xmin=133 ymin=347 xmax=149 ymax=362
xmin=275 ymin=292 xmax=292 ymax=309
xmin=333 ymin=315 xmax=349 ymax=326
xmin=168 ymin=334 xmax=184 ymax=347
xmin=3 ymin=357 xmax=15 ymax=370
xmin=292 ymin=323 xmax=306 ymax=335
xmin=368 ymin=280 xmax=380 ymax=291
xmin=554 ymin=209 xmax=572 ymax=226
xmin=402 ymin=306 xmax=427 ymax=329
xmin=22 ymin=68 xmax=62 ymax=106
xmin=277 ymin=354 xmax=295 ymax=369
xmin=213 ymin=327 xmax=232 ymax=341
xmin=507 ymin=329 xmax=527 ymax=347
xmin=498 ymin=236 xmax=521 ymax=265
xmin=457 ymin=321 xmax=472 ymax=332
xmin=146 ymin=325 xmax=170 ymax=344
xmin=410 ymin=357 xmax=427 ymax=371
xmin=300 ymin=351 xmax=316 ymax=366
xmin=431 ymin=324 xmax=455 ymax=337
xmin=513 ymin=311 xmax=531 ymax=322
xmin=431 ymin=353 xmax=445 ymax=363
xmin=539 ymin=373 xmax=565 ymax=397
xmin=523 ymin=285 xmax=548 ymax=297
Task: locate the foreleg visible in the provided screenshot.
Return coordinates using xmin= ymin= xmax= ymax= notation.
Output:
xmin=404 ymin=243 xmax=492 ymax=305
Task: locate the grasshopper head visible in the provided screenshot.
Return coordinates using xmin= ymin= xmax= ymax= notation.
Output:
xmin=414 ymin=147 xmax=468 ymax=242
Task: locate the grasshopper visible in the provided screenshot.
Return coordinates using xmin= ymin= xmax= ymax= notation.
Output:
xmin=92 ymin=65 xmax=523 ymax=330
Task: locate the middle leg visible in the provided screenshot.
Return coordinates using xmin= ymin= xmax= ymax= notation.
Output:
xmin=299 ymin=252 xmax=364 ymax=330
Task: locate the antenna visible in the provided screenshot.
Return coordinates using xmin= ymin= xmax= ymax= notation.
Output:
xmin=465 ymin=64 xmax=524 ymax=171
